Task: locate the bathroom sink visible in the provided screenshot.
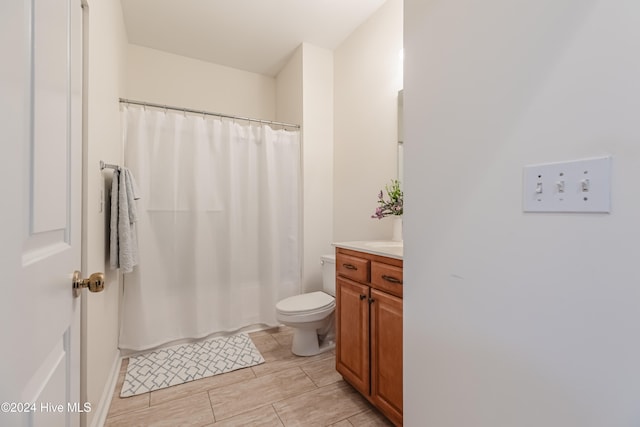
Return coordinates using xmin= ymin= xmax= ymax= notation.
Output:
xmin=362 ymin=241 xmax=403 ymax=248
xmin=333 ymin=241 xmax=403 ymax=260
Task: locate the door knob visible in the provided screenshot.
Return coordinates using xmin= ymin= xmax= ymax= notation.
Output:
xmin=73 ymin=271 xmax=105 ymax=297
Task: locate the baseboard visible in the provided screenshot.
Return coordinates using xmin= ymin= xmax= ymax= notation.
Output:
xmin=89 ymin=350 xmax=121 ymax=427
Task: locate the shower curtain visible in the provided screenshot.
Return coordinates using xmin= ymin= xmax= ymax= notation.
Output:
xmin=118 ymin=106 xmax=301 ymax=351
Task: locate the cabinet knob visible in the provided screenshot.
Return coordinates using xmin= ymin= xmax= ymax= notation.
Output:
xmin=368 ymin=297 xmax=375 ymax=304
xmin=343 ymin=263 xmax=358 ymax=270
xmin=359 ymin=294 xmax=366 ymax=300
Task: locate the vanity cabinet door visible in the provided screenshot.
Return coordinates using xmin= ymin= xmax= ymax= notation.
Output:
xmin=370 ymin=288 xmax=403 ymax=425
xmin=336 ymin=276 xmax=370 ymax=396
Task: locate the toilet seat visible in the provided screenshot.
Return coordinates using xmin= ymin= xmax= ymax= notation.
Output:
xmin=276 ymin=291 xmax=335 ymax=315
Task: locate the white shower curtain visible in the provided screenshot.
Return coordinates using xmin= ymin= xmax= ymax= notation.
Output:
xmin=119 ymin=106 xmax=301 ymax=351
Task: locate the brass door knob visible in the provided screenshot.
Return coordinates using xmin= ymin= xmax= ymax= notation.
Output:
xmin=73 ymin=271 xmax=105 ymax=297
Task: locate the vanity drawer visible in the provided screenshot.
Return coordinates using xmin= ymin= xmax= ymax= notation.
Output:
xmin=336 ymin=253 xmax=370 ymax=283
xmin=371 ymin=261 xmax=403 ymax=298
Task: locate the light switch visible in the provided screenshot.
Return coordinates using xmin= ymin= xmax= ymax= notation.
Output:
xmin=523 ymin=156 xmax=611 ymax=213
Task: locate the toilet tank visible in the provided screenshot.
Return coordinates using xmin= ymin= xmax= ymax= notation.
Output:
xmin=320 ymin=254 xmax=336 ymax=296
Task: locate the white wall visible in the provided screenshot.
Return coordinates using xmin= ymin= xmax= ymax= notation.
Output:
xmin=126 ymin=44 xmax=276 ymax=120
xmin=334 ymin=0 xmax=403 ymax=241
xmin=276 ymin=46 xmax=303 ymax=126
xmin=404 ymin=0 xmax=640 ymax=425
xmin=83 ymin=0 xmax=127 ymax=426
xmin=301 ymin=44 xmax=334 ymax=292
xmin=277 ymin=43 xmax=334 ymax=292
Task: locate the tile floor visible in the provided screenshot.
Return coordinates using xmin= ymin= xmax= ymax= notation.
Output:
xmin=105 ymin=327 xmax=394 ymax=426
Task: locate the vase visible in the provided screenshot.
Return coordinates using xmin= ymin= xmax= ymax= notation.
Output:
xmin=391 ymin=216 xmax=403 ymax=242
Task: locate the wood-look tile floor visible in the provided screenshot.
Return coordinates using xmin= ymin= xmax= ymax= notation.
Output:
xmin=105 ymin=327 xmax=394 ymax=426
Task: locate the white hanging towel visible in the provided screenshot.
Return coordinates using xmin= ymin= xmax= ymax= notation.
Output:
xmin=110 ymin=167 xmax=141 ymax=273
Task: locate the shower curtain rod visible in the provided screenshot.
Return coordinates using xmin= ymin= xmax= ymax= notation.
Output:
xmin=119 ymin=98 xmax=301 ymax=129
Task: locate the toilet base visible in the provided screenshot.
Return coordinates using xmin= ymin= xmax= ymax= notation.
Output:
xmin=291 ymin=327 xmax=335 ymax=356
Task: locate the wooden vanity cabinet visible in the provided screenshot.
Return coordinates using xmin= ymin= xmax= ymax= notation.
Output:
xmin=335 ymin=247 xmax=403 ymax=426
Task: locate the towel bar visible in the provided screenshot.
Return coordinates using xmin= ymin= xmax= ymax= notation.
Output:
xmin=100 ymin=160 xmax=119 ymax=171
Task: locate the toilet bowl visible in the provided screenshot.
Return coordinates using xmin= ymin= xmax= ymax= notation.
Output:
xmin=275 ymin=254 xmax=336 ymax=356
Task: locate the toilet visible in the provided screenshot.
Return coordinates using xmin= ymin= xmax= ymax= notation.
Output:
xmin=275 ymin=254 xmax=336 ymax=356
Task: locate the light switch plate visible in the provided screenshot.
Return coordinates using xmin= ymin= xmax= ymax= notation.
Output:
xmin=523 ymin=156 xmax=611 ymax=213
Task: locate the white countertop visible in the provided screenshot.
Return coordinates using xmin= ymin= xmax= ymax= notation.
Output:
xmin=333 ymin=240 xmax=403 ymax=260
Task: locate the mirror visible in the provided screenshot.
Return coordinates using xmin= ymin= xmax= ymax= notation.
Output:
xmin=397 ymin=90 xmax=404 ymax=183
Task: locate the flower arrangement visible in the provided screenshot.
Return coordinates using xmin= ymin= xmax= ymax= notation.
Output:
xmin=371 ymin=179 xmax=403 ymax=219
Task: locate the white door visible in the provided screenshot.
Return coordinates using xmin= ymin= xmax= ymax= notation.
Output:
xmin=0 ymin=1 xmax=83 ymax=427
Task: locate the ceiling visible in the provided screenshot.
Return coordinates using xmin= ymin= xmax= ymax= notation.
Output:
xmin=120 ymin=0 xmax=387 ymax=77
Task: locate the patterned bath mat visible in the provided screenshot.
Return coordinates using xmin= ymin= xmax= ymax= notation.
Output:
xmin=121 ymin=333 xmax=264 ymax=397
